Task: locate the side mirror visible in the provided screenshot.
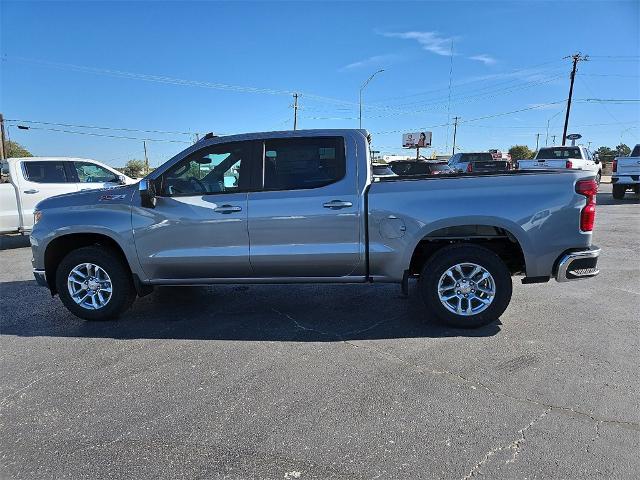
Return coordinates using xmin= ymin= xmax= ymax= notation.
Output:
xmin=593 ymin=154 xmax=600 ymax=164
xmin=117 ymin=174 xmax=127 ymax=185
xmin=139 ymin=179 xmax=157 ymax=208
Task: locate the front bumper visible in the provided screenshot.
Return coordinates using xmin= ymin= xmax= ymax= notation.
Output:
xmin=33 ymin=269 xmax=48 ymax=287
xmin=555 ymin=246 xmax=600 ymax=282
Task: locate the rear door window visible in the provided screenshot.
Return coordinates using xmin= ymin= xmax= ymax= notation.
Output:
xmin=22 ymin=161 xmax=70 ymax=183
xmin=262 ymin=137 xmax=345 ymax=190
xmin=461 ymin=153 xmax=493 ymax=162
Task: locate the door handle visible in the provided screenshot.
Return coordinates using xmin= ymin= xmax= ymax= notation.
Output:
xmin=23 ymin=189 xmax=39 ymax=194
xmin=213 ymin=204 xmax=242 ymax=214
xmin=323 ymin=200 xmax=353 ymax=209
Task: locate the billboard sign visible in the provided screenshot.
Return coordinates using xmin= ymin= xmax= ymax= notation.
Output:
xmin=402 ymin=131 xmax=432 ymax=148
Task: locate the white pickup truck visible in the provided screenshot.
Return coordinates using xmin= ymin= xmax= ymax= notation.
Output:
xmin=612 ymin=144 xmax=640 ymax=199
xmin=0 ymin=157 xmax=135 ymax=234
xmin=517 ymin=146 xmax=602 ymax=183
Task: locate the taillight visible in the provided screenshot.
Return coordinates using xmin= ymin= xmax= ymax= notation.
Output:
xmin=466 ymin=163 xmax=473 ymax=173
xmin=566 ymin=160 xmax=573 ymax=169
xmin=612 ymin=159 xmax=617 ymax=172
xmin=576 ymin=179 xmax=598 ymax=232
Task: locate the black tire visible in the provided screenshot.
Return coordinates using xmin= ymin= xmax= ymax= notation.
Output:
xmin=55 ymin=246 xmax=136 ymax=321
xmin=418 ymin=244 xmax=512 ymax=329
xmin=612 ymin=185 xmax=626 ymax=200
xmin=595 ymin=172 xmax=601 ymax=185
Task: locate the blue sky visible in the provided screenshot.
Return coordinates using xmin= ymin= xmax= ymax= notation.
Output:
xmin=1 ymin=0 xmax=639 ymax=166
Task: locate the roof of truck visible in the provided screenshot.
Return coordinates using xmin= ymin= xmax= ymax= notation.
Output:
xmin=196 ymin=128 xmax=370 ymax=143
xmin=6 ymin=157 xmax=98 ymax=162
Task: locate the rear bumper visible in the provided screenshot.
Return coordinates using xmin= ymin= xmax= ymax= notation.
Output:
xmin=33 ymin=269 xmax=48 ymax=287
xmin=555 ymin=246 xmax=600 ymax=282
xmin=612 ymin=175 xmax=640 ymax=185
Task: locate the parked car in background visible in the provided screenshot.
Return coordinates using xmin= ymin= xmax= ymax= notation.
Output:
xmin=31 ymin=129 xmax=599 ymax=328
xmin=448 ymin=152 xmax=512 ymax=173
xmin=612 ymin=144 xmax=640 ymax=199
xmin=517 ymin=146 xmax=602 ymax=183
xmin=389 ymin=160 xmax=453 ymax=176
xmin=0 ymin=157 xmax=135 ymax=234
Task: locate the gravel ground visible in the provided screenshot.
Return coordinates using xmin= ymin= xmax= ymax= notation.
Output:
xmin=1 ymin=183 xmax=638 ymax=479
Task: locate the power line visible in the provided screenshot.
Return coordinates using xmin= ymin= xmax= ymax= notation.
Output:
xmin=369 ymin=58 xmax=566 ymax=104
xmin=5 ymin=56 xmax=361 ymax=110
xmin=5 ymin=118 xmax=200 ymax=136
xmin=12 ymin=125 xmax=193 ymax=143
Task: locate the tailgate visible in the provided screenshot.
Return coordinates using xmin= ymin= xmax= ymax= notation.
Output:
xmin=617 ymin=157 xmax=640 ymax=175
xmin=517 ymin=159 xmax=564 ymax=169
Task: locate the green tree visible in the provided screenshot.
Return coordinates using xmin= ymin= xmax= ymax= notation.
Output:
xmin=615 ymin=143 xmax=631 ymax=157
xmin=122 ymin=159 xmax=146 ymax=178
xmin=508 ymin=145 xmax=535 ymax=160
xmin=5 ymin=140 xmax=32 ymax=158
xmin=595 ymin=146 xmax=615 ymax=163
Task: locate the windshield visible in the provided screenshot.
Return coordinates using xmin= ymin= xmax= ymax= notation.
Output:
xmin=536 ymin=147 xmax=582 ymax=159
xmin=631 ymin=145 xmax=640 ymax=157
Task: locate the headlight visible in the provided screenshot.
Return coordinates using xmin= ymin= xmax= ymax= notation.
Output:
xmin=33 ymin=210 xmax=43 ymax=225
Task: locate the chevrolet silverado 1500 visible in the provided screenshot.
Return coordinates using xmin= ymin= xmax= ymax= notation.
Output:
xmin=30 ymin=129 xmax=600 ymax=328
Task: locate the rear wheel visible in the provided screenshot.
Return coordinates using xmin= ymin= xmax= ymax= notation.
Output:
xmin=55 ymin=246 xmax=136 ymax=321
xmin=612 ymin=185 xmax=626 ymax=200
xmin=418 ymin=244 xmax=512 ymax=328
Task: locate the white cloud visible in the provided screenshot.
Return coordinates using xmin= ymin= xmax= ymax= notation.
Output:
xmin=469 ymin=54 xmax=497 ymax=66
xmin=382 ymin=31 xmax=455 ymax=56
xmin=340 ymin=54 xmax=399 ymax=71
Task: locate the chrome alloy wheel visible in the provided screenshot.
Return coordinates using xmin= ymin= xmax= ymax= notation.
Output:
xmin=437 ymin=263 xmax=496 ymax=316
xmin=67 ymin=263 xmax=113 ymax=310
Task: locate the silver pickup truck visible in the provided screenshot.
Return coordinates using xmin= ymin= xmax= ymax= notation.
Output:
xmin=30 ymin=129 xmax=600 ymax=328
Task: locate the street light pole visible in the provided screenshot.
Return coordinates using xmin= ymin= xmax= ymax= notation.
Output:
xmin=359 ymin=69 xmax=384 ymax=129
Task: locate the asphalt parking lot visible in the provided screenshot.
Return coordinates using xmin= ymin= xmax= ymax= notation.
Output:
xmin=1 ymin=183 xmax=638 ymax=480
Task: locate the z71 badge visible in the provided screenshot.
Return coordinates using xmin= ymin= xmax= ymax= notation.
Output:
xmin=99 ymin=194 xmax=127 ymax=201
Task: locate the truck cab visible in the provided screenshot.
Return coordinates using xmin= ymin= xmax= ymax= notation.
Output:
xmin=0 ymin=157 xmax=135 ymax=234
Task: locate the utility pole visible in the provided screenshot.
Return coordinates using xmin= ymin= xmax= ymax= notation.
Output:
xmin=143 ymin=141 xmax=149 ymax=175
xmin=292 ymin=93 xmax=299 ymax=131
xmin=535 ymin=133 xmax=540 ymax=151
xmin=562 ymin=53 xmax=588 ymax=146
xmin=0 ymin=113 xmax=6 ymax=160
xmin=452 ymin=116 xmax=460 ymax=154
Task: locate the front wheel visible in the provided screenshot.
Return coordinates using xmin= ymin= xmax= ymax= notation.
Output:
xmin=612 ymin=185 xmax=626 ymax=200
xmin=418 ymin=244 xmax=512 ymax=328
xmin=595 ymin=172 xmax=601 ymax=185
xmin=55 ymin=246 xmax=136 ymax=321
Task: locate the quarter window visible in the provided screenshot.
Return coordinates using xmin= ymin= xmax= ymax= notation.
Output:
xmin=23 ymin=161 xmax=69 ymax=183
xmin=262 ymin=137 xmax=345 ymax=190
xmin=161 ymin=142 xmax=250 ymax=196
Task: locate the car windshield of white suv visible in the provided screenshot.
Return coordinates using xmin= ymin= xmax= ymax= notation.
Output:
xmin=536 ymin=148 xmax=582 ymax=159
